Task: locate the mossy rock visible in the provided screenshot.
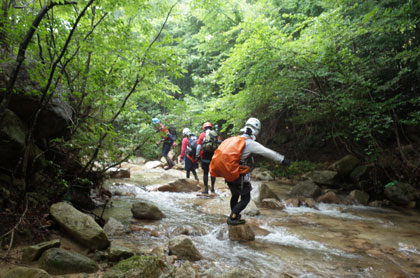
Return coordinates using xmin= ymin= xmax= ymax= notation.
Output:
xmin=104 ymin=255 xmax=166 ymax=278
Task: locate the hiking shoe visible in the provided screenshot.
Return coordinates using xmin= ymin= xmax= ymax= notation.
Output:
xmin=227 ymin=217 xmax=245 ymax=226
xmin=202 ymin=190 xmax=209 ymax=194
xmin=164 ymin=166 xmax=173 ymax=170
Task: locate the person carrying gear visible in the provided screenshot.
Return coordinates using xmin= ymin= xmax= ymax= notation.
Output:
xmin=152 ymin=117 xmax=175 ymax=170
xmin=179 ymin=128 xmax=199 ymax=181
xmin=210 ymin=117 xmax=291 ymax=226
xmin=196 ymin=122 xmax=220 ymax=194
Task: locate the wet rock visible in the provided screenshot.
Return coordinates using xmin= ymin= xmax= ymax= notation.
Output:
xmin=329 ymin=155 xmax=360 ymax=176
xmin=38 ymin=248 xmax=98 ymax=275
xmin=104 ymin=255 xmax=164 ymax=278
xmin=151 ymin=246 xmax=166 ymax=261
xmin=0 ymin=266 xmax=52 ymax=278
xmin=104 ymin=217 xmax=126 ymax=236
xmin=302 ymin=170 xmax=338 ymax=186
xmin=217 ymin=268 xmax=257 ymax=278
xmin=284 ymin=198 xmax=300 ymax=207
xmin=316 ymin=191 xmax=340 ymax=204
xmin=350 ymin=238 xmax=374 ymax=250
xmin=288 ymin=180 xmax=321 ymax=198
xmin=257 ymin=183 xmax=279 ymax=203
xmin=145 ymin=161 xmax=163 ymax=169
xmin=131 ymin=200 xmax=164 ymax=220
xmin=168 ymin=235 xmax=202 ymax=261
xmin=300 ymin=197 xmax=316 ymax=208
xmin=348 ymin=190 xmax=370 ymax=205
xmin=50 ymin=202 xmax=110 ymax=250
xmin=261 ymin=198 xmax=285 ymax=209
xmin=384 ymin=182 xmax=417 ymax=205
xmin=133 ymin=156 xmax=146 ymax=164
xmin=243 ymin=200 xmax=260 ymax=216
xmin=251 ymin=168 xmax=274 ymax=181
xmin=175 ymin=261 xmax=196 ymax=278
xmin=350 ymin=164 xmax=373 ymax=182
xmin=368 ymin=200 xmax=383 ymax=207
xmin=228 ymin=223 xmax=255 ymax=242
xmin=107 ymin=167 xmax=130 ymax=179
xmin=157 ymin=178 xmax=201 ymax=193
xmin=21 ymin=239 xmax=61 ymax=263
xmin=366 ymin=249 xmax=386 ymax=258
xmin=407 ymin=201 xmax=416 ymax=209
xmin=108 ymin=244 xmax=135 ymax=262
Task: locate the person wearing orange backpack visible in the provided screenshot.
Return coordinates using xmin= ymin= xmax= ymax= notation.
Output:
xmin=210 ymin=117 xmax=291 ymax=225
xmin=179 ymin=128 xmax=199 ymax=181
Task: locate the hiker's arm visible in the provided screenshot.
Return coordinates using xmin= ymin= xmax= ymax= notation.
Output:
xmin=196 ymin=133 xmax=205 ymax=157
xmin=180 ymin=138 xmax=187 ymax=157
xmin=244 ymin=140 xmax=285 ymax=163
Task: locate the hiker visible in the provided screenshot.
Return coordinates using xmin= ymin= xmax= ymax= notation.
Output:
xmin=196 ymin=122 xmax=221 ymax=194
xmin=179 ymin=128 xmax=199 ymax=181
xmin=210 ymin=117 xmax=291 ymax=225
xmin=152 ymin=118 xmax=175 ymax=170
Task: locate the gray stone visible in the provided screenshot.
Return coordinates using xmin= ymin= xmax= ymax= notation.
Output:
xmin=316 ymin=191 xmax=340 ymax=204
xmin=243 ymin=200 xmax=260 ymax=216
xmin=217 ymin=268 xmax=257 ymax=278
xmin=175 ymin=261 xmax=196 ymax=278
xmin=349 ymin=190 xmax=370 ymax=205
xmin=108 ymin=244 xmax=135 ymax=262
xmin=384 ymin=182 xmax=417 ymax=205
xmin=0 ymin=266 xmax=51 ymax=278
xmin=131 ymin=200 xmax=164 ymax=220
xmin=257 ymin=183 xmax=279 ymax=203
xmin=104 ymin=217 xmax=126 ymax=236
xmin=228 ymin=224 xmax=255 ymax=242
xmin=21 ymin=239 xmax=61 ymax=263
xmin=104 ymin=255 xmax=164 ymax=278
xmin=157 ymin=178 xmax=201 ymax=193
xmin=50 ymin=202 xmax=110 ymax=250
xmin=329 ymin=155 xmax=360 ymax=176
xmin=251 ymin=168 xmax=274 ymax=181
xmin=350 ymin=164 xmax=373 ymax=182
xmin=261 ymin=198 xmax=285 ymax=209
xmin=107 ymin=168 xmax=130 ymax=179
xmin=38 ymin=248 xmax=98 ymax=275
xmin=288 ymin=180 xmax=321 ymax=198
xmin=302 ymin=170 xmax=338 ymax=186
xmin=168 ymin=235 xmax=202 ymax=261
xmin=145 ymin=161 xmax=163 ymax=169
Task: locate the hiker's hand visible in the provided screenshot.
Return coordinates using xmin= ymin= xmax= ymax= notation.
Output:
xmin=172 ymin=142 xmax=177 ymax=147
xmin=282 ymin=157 xmax=291 ymax=166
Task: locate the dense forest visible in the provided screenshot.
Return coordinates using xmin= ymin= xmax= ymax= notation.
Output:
xmin=1 ymin=0 xmax=419 ymax=240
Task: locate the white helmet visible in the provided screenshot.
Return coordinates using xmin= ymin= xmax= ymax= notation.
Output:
xmin=245 ymin=117 xmax=261 ymax=135
xmin=182 ymin=128 xmax=191 ymax=136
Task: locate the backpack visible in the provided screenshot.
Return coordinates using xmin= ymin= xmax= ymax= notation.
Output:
xmin=202 ymin=129 xmax=221 ymax=152
xmin=186 ymin=134 xmax=198 ymax=159
xmin=209 ymin=136 xmax=251 ymax=182
xmin=168 ymin=125 xmax=177 ymax=140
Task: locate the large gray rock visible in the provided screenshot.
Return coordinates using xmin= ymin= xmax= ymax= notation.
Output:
xmin=257 ymin=183 xmax=279 ymax=203
xmin=104 ymin=217 xmax=126 ymax=236
xmin=131 ymin=200 xmax=164 ymax=220
xmin=38 ymin=248 xmax=98 ymax=275
xmin=384 ymin=182 xmax=417 ymax=205
xmin=0 ymin=266 xmax=52 ymax=278
xmin=261 ymin=198 xmax=285 ymax=209
xmin=251 ymin=168 xmax=274 ymax=181
xmin=145 ymin=161 xmax=163 ymax=169
xmin=108 ymin=244 xmax=135 ymax=262
xmin=228 ymin=224 xmax=255 ymax=242
xmin=21 ymin=239 xmax=60 ymax=263
xmin=349 ymin=190 xmax=370 ymax=205
xmin=288 ymin=180 xmax=321 ymax=198
xmin=50 ymin=202 xmax=110 ymax=250
xmin=350 ymin=164 xmax=374 ymax=182
xmin=107 ymin=168 xmax=130 ymax=179
xmin=302 ymin=170 xmax=338 ymax=186
xmin=217 ymin=268 xmax=257 ymax=278
xmin=316 ymin=191 xmax=340 ymax=204
xmin=157 ymin=178 xmax=200 ymax=193
xmin=243 ymin=200 xmax=260 ymax=216
xmin=168 ymin=235 xmax=202 ymax=261
xmin=329 ymin=155 xmax=360 ymax=176
xmin=104 ymin=255 xmax=164 ymax=278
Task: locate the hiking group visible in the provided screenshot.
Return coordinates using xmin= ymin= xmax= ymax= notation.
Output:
xmin=153 ymin=117 xmax=290 ymax=226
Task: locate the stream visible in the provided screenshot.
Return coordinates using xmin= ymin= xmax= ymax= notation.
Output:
xmin=97 ymin=164 xmax=420 ymax=278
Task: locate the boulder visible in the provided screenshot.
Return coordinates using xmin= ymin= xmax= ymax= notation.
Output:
xmin=300 ymin=197 xmax=316 ymax=208
xmin=251 ymin=168 xmax=274 ymax=181
xmin=144 ymin=161 xmax=163 ymax=169
xmin=168 ymin=235 xmax=202 ymax=261
xmin=104 ymin=255 xmax=164 ymax=278
xmin=316 ymin=191 xmax=340 ymax=204
xmin=329 ymin=155 xmax=360 ymax=176
xmin=228 ymin=223 xmax=255 ymax=242
xmin=108 ymin=244 xmax=135 ymax=262
xmin=131 ymin=200 xmax=164 ymax=220
xmin=50 ymin=202 xmax=110 ymax=250
xmin=104 ymin=217 xmax=126 ymax=236
xmin=38 ymin=248 xmax=98 ymax=275
xmin=0 ymin=266 xmax=52 ymax=278
xmin=384 ymin=182 xmax=417 ymax=205
xmin=288 ymin=180 xmax=321 ymax=198
xmin=261 ymin=198 xmax=285 ymax=210
xmin=107 ymin=168 xmax=130 ymax=179
xmin=157 ymin=178 xmax=200 ymax=193
xmin=302 ymin=170 xmax=338 ymax=186
xmin=350 ymin=164 xmax=374 ymax=182
xmin=349 ymin=190 xmax=370 ymax=205
xmin=175 ymin=261 xmax=196 ymax=278
xmin=243 ymin=200 xmax=260 ymax=216
xmin=217 ymin=268 xmax=257 ymax=278
xmin=257 ymin=183 xmax=279 ymax=203
xmin=284 ymin=198 xmax=300 ymax=207
xmin=21 ymin=239 xmax=61 ymax=263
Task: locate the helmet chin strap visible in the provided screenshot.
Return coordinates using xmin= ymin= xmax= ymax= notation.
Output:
xmin=241 ymin=126 xmax=258 ymax=140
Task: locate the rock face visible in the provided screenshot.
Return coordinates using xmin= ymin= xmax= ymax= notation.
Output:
xmin=157 ymin=178 xmax=201 ymax=193
xmin=104 ymin=255 xmax=164 ymax=278
xmin=228 ymin=224 xmax=255 ymax=242
xmin=50 ymin=202 xmax=110 ymax=250
xmin=384 ymin=182 xmax=417 ymax=205
xmin=288 ymin=180 xmax=321 ymax=198
xmin=38 ymin=248 xmax=98 ymax=275
xmin=131 ymin=200 xmax=164 ymax=220
xmin=168 ymin=235 xmax=202 ymax=261
xmin=21 ymin=239 xmax=61 ymax=263
xmin=0 ymin=266 xmax=52 ymax=278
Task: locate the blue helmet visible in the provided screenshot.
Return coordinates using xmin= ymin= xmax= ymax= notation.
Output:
xmin=152 ymin=118 xmax=160 ymax=124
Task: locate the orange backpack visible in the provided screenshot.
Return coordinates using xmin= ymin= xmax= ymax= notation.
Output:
xmin=210 ymin=136 xmax=250 ymax=182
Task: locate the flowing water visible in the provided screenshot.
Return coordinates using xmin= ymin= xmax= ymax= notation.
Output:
xmin=97 ymin=165 xmax=420 ymax=278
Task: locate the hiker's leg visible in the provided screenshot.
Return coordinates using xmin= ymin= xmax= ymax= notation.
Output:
xmin=186 ymin=170 xmax=190 ymax=179
xmin=202 ymin=162 xmax=209 ymax=193
xmin=210 ymin=176 xmax=216 ymax=192
xmin=231 ymin=191 xmax=251 ymax=217
xmin=230 ymin=193 xmax=240 ymax=211
xmin=162 ymin=143 xmax=174 ymax=168
xmin=191 ymin=168 xmax=199 ymax=181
